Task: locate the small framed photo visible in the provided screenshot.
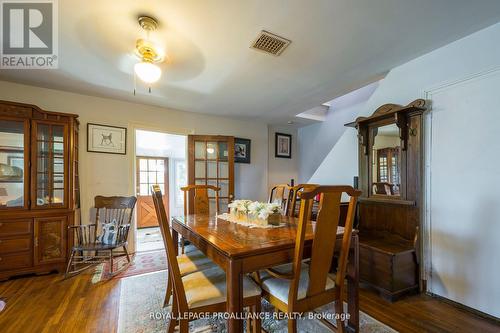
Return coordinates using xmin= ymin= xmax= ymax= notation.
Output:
xmin=234 ymin=138 xmax=251 ymax=164
xmin=87 ymin=123 xmax=127 ymax=155
xmin=275 ymin=132 xmax=292 ymax=158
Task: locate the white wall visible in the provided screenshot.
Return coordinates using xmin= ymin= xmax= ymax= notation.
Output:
xmin=0 ymin=81 xmax=269 ymax=252
xmin=268 ymin=125 xmax=298 ymax=189
xmin=303 ymin=22 xmax=500 ymax=317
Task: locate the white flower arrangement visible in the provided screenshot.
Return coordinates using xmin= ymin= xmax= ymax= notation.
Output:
xmin=228 ymin=199 xmax=253 ymax=213
xmin=248 ymin=201 xmax=282 ymax=220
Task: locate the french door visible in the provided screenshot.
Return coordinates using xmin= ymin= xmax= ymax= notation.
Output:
xmin=188 ymin=135 xmax=234 ymax=213
xmin=136 ymin=157 xmax=169 ymax=228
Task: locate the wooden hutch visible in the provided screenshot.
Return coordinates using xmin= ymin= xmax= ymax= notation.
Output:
xmin=0 ymin=100 xmax=79 ymax=280
xmin=346 ymin=99 xmax=427 ymax=301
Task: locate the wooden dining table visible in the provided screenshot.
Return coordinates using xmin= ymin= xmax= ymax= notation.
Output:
xmin=171 ymin=214 xmax=360 ymax=333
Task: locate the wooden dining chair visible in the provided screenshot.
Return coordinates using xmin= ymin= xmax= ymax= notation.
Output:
xmin=150 ymin=185 xmax=216 ymax=307
xmin=287 ymin=184 xmax=319 ymax=217
xmin=257 ymin=185 xmax=361 ymax=333
xmin=268 ymin=184 xmax=292 ymax=215
xmin=179 ymin=185 xmax=221 ymax=253
xmin=152 ymin=185 xmax=262 ymax=333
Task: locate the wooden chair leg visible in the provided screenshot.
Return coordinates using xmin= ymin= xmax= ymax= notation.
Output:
xmin=252 ymin=300 xmax=261 ymax=333
xmin=123 ymin=245 xmax=131 ymax=263
xmin=64 ymin=249 xmax=76 ymax=278
xmin=179 ymin=319 xmax=189 ymax=333
xmin=164 ymin=274 xmax=173 ymax=307
xmin=109 ymin=249 xmax=114 ymax=274
xmin=287 ymin=318 xmax=297 ymax=333
xmin=181 ymin=237 xmax=185 ymax=254
xmin=167 ymin=296 xmax=178 ymax=333
xmin=335 ymin=299 xmax=345 ymax=333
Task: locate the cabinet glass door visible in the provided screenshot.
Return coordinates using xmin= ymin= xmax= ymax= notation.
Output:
xmin=188 ymin=135 xmax=234 ymax=213
xmin=0 ymin=119 xmax=28 ymax=209
xmin=33 ymin=121 xmax=67 ymax=208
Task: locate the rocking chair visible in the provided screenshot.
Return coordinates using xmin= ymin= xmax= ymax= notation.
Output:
xmin=65 ymin=196 xmax=137 ymax=278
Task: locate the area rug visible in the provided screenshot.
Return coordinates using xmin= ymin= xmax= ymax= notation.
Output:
xmin=117 ymin=270 xmax=398 ymax=333
xmin=92 ymin=249 xmax=167 ymax=283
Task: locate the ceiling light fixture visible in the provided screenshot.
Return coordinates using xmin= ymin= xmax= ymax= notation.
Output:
xmin=134 ymin=16 xmax=164 ymax=91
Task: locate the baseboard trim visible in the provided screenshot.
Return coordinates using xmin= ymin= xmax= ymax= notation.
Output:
xmin=426 ymin=292 xmax=500 ymax=324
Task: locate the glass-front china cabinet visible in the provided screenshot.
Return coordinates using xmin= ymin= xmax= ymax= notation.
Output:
xmin=0 ymin=100 xmax=79 ymax=280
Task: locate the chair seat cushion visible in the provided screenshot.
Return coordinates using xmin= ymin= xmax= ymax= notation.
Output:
xmin=177 ymin=249 xmax=216 ymax=276
xmin=182 ymin=266 xmax=261 ymax=308
xmin=259 ymin=263 xmax=335 ymax=304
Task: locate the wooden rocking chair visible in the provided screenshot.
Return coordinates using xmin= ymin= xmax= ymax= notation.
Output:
xmin=65 ymin=196 xmax=137 ymax=278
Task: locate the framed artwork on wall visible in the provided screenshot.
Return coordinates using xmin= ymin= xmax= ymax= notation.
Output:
xmin=234 ymin=138 xmax=251 ymax=164
xmin=275 ymin=132 xmax=291 ymax=158
xmin=87 ymin=123 xmax=127 ymax=155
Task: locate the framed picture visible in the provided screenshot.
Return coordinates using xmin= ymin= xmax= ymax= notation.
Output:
xmin=234 ymin=138 xmax=251 ymax=164
xmin=87 ymin=123 xmax=127 ymax=155
xmin=275 ymin=132 xmax=292 ymax=158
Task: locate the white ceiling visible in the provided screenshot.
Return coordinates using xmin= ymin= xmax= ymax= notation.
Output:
xmin=1 ymin=0 xmax=500 ymax=125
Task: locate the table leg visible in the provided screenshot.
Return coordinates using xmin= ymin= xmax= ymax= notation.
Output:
xmin=346 ymin=234 xmax=359 ymax=333
xmin=172 ymin=228 xmax=179 ymax=256
xmin=227 ymin=259 xmax=243 ymax=333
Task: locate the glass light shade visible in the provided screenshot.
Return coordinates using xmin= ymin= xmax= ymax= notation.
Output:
xmin=206 ymin=147 xmax=215 ymax=154
xmin=134 ymin=61 xmax=161 ymax=83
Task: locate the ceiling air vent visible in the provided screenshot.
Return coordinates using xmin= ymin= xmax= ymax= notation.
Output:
xmin=250 ymin=30 xmax=291 ymax=56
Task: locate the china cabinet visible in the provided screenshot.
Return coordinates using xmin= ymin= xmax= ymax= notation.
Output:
xmin=0 ymin=100 xmax=79 ymax=280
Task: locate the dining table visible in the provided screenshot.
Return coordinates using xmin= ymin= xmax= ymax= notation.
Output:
xmin=171 ymin=214 xmax=359 ymax=333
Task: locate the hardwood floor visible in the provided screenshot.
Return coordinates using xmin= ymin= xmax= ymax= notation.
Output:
xmin=0 ymin=269 xmax=499 ymax=332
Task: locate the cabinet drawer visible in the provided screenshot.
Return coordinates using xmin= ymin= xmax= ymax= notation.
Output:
xmin=0 ymin=252 xmax=32 ymax=271
xmin=0 ymin=219 xmax=32 ymax=237
xmin=0 ymin=238 xmax=31 ymax=254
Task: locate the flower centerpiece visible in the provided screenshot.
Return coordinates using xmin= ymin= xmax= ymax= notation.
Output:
xmin=228 ymin=200 xmax=282 ymax=226
xmin=228 ymin=200 xmax=253 ymax=222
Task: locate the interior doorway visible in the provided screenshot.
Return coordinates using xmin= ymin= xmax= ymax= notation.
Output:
xmin=135 ymin=129 xmax=187 ymax=252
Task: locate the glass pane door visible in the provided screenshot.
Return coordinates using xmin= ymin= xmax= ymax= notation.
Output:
xmin=0 ymin=119 xmax=28 ymax=209
xmin=188 ymin=136 xmax=234 ymax=213
xmin=34 ymin=121 xmax=67 ymax=207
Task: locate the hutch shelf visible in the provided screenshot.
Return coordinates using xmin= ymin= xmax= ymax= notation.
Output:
xmin=0 ymin=100 xmax=79 ymax=281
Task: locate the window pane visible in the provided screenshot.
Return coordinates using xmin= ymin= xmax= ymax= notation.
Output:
xmin=139 ymin=159 xmax=148 ymax=171
xmin=157 ymin=171 xmax=164 ymax=183
xmin=207 ymin=161 xmax=217 ymax=178
xmin=157 ymin=159 xmax=165 ymax=172
xmin=219 ymin=180 xmax=228 ymax=197
xmin=195 ymin=141 xmax=206 ymax=159
xmin=148 ymin=171 xmax=156 ymax=184
xmin=219 ymin=162 xmax=228 ymax=178
xmin=195 ymin=179 xmax=206 ymax=185
xmin=140 ymin=171 xmax=148 ymax=183
xmin=53 ymin=189 xmax=64 ymax=204
xmin=37 ymin=124 xmax=49 ymax=141
xmin=195 ymin=161 xmax=205 ymax=178
xmin=219 ymin=198 xmax=229 ymax=213
xmin=53 ymin=142 xmax=64 ymax=156
xmin=218 ymin=142 xmax=228 ymax=161
xmin=207 ymin=142 xmax=217 ymax=159
xmin=148 ymin=159 xmax=157 ymax=171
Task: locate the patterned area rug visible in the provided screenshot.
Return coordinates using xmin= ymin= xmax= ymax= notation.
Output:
xmin=118 ymin=271 xmax=398 ymax=333
xmin=92 ymin=250 xmax=167 ymax=283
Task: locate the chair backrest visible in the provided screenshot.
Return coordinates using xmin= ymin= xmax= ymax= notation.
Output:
xmin=181 ymin=185 xmax=220 ymax=216
xmin=268 ymin=184 xmax=292 ymax=215
xmin=288 ymin=184 xmax=319 ymax=217
xmin=289 ymin=186 xmax=361 ymax=305
xmin=151 ymin=185 xmax=189 ymax=312
xmin=94 ymin=196 xmax=137 ymax=243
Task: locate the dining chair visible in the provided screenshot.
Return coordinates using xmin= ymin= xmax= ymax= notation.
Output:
xmin=152 ymin=185 xmax=262 ymax=333
xmin=65 ymin=196 xmax=137 ymax=278
xmin=257 ymin=185 xmax=361 ymax=333
xmin=151 ymin=185 xmax=216 ymax=307
xmin=268 ymin=184 xmax=292 ymax=215
xmin=179 ymin=185 xmax=221 ymax=254
xmin=287 ymin=184 xmax=319 ymax=218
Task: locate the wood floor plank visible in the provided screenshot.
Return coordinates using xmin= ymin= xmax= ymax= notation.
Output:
xmin=0 ymin=269 xmax=499 ymax=332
